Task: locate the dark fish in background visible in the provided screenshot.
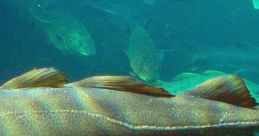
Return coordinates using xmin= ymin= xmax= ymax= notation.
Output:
xmin=126 ymin=25 xmax=163 ymax=82
xmin=3 ymin=0 xmax=96 ymax=56
xmin=0 ymin=68 xmax=259 ymax=135
xmin=29 ymin=4 xmax=96 ymax=56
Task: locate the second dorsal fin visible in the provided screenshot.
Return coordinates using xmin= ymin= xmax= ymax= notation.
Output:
xmin=0 ymin=68 xmax=68 ymax=90
xmin=72 ymin=76 xmax=174 ymax=97
xmin=187 ymin=75 xmax=256 ymax=108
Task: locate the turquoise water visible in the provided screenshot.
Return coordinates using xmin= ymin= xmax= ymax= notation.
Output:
xmin=2 ymin=1 xmax=259 ymax=135
xmin=0 ymin=1 xmax=259 ymax=85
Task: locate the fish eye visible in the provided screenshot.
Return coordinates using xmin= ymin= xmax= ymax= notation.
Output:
xmin=34 ymin=1 xmax=45 ymax=9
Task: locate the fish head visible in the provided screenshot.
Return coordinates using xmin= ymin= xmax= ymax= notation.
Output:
xmin=49 ymin=26 xmax=96 ymax=56
xmin=30 ymin=7 xmax=96 ymax=56
xmin=66 ymin=29 xmax=96 ymax=56
xmin=56 ymin=26 xmax=96 ymax=56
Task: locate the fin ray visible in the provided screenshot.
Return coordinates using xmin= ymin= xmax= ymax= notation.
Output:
xmin=0 ymin=68 xmax=68 ymax=90
xmin=187 ymin=75 xmax=256 ymax=108
xmin=72 ymin=76 xmax=174 ymax=97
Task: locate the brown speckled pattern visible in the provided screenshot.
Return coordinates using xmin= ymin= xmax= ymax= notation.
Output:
xmin=0 ymin=86 xmax=258 ymax=136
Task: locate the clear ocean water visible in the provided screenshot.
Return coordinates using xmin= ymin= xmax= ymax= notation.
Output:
xmin=1 ymin=0 xmax=259 ymax=83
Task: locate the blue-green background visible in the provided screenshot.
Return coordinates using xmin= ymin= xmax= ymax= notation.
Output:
xmin=1 ymin=0 xmax=259 ymax=84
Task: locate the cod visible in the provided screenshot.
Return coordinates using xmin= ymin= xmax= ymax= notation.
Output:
xmin=5 ymin=0 xmax=96 ymax=56
xmin=126 ymin=25 xmax=163 ymax=82
xmin=0 ymin=68 xmax=258 ymax=136
xmin=29 ymin=5 xmax=96 ymax=56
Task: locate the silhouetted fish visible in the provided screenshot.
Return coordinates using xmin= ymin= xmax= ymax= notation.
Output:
xmin=126 ymin=25 xmax=163 ymax=82
xmin=0 ymin=68 xmax=259 ymax=136
xmin=29 ymin=5 xmax=96 ymax=56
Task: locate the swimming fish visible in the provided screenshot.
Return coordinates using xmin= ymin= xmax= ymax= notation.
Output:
xmin=0 ymin=68 xmax=259 ymax=135
xmin=126 ymin=25 xmax=163 ymax=82
xmin=29 ymin=5 xmax=96 ymax=56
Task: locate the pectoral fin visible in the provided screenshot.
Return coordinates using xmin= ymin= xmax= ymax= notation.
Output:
xmin=72 ymin=76 xmax=174 ymax=97
xmin=187 ymin=75 xmax=256 ymax=108
xmin=0 ymin=68 xmax=68 ymax=90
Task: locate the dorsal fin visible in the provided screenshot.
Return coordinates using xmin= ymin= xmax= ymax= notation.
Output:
xmin=71 ymin=76 xmax=174 ymax=97
xmin=0 ymin=68 xmax=68 ymax=90
xmin=187 ymin=75 xmax=256 ymax=108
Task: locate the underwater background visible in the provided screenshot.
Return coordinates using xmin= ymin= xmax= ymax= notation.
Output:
xmin=1 ymin=0 xmax=259 ymax=92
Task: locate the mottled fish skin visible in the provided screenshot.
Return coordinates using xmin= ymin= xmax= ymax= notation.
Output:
xmin=127 ymin=25 xmax=163 ymax=82
xmin=0 ymin=86 xmax=258 ymax=136
xmin=29 ymin=7 xmax=96 ymax=56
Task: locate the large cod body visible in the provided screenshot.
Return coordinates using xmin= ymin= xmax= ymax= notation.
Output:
xmin=0 ymin=68 xmax=258 ymax=136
